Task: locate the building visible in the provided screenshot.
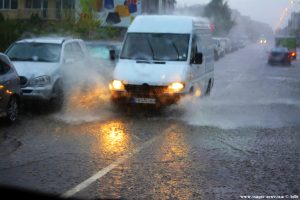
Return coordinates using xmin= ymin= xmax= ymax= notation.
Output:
xmin=0 ymin=0 xmax=175 ymax=21
xmin=289 ymin=12 xmax=300 ymax=31
xmin=0 ymin=0 xmax=78 ymax=20
xmin=287 ymin=12 xmax=300 ymax=45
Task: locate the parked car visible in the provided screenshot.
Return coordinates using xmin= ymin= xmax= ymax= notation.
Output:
xmin=5 ymin=37 xmax=89 ymax=107
xmin=85 ymin=40 xmax=122 ymax=63
xmin=231 ymin=39 xmax=241 ymax=52
xmin=212 ymin=38 xmax=225 ymax=60
xmin=219 ymin=37 xmax=232 ymax=53
xmin=0 ymin=53 xmax=21 ymax=122
xmin=268 ymin=47 xmax=292 ymax=66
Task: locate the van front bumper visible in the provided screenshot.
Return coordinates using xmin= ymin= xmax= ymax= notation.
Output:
xmin=111 ymin=90 xmax=185 ymax=106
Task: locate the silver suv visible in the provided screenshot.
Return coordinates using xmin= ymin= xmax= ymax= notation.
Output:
xmin=5 ymin=37 xmax=89 ymax=107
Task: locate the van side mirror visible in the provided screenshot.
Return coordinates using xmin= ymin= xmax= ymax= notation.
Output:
xmin=193 ymin=53 xmax=203 ymax=64
xmin=109 ymin=49 xmax=116 ymax=60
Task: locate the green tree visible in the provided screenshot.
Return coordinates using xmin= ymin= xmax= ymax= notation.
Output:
xmin=75 ymin=0 xmax=101 ymax=38
xmin=204 ymin=0 xmax=235 ymax=36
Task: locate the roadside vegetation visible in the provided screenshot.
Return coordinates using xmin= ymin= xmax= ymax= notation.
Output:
xmin=204 ymin=0 xmax=235 ymax=36
xmin=0 ymin=11 xmax=123 ymax=52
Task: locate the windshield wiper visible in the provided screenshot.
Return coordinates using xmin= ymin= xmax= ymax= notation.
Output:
xmin=170 ymin=41 xmax=180 ymax=61
xmin=146 ymin=36 xmax=155 ymax=60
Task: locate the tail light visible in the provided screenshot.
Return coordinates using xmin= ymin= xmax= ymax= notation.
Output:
xmin=290 ymin=52 xmax=296 ymax=57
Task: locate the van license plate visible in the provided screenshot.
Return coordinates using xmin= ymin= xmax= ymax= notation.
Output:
xmin=133 ymin=97 xmax=156 ymax=104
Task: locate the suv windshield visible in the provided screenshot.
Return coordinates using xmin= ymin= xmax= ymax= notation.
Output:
xmin=120 ymin=33 xmax=190 ymax=61
xmin=6 ymin=42 xmax=61 ymax=62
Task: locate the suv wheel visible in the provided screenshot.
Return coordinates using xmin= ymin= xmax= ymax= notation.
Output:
xmin=50 ymin=81 xmax=64 ymax=109
xmin=6 ymin=96 xmax=19 ymax=123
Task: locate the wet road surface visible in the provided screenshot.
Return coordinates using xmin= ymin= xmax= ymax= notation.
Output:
xmin=0 ymin=44 xmax=299 ymax=199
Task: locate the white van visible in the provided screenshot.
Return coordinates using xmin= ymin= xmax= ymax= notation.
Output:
xmin=109 ymin=15 xmax=214 ymax=106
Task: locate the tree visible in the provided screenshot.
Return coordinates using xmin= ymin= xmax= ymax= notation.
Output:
xmin=75 ymin=0 xmax=101 ymax=38
xmin=204 ymin=0 xmax=235 ymax=36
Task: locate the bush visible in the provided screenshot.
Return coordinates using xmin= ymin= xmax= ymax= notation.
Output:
xmin=0 ymin=13 xmax=123 ymax=52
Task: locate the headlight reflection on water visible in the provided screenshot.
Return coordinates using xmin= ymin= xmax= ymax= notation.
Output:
xmin=152 ymin=124 xmax=195 ymax=199
xmin=98 ymin=120 xmax=130 ymax=156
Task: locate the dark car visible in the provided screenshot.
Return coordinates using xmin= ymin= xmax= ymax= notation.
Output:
xmin=85 ymin=40 xmax=122 ymax=62
xmin=268 ymin=47 xmax=292 ymax=66
xmin=0 ymin=53 xmax=21 ymax=122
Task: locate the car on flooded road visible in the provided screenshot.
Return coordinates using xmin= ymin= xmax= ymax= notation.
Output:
xmin=268 ymin=47 xmax=292 ymax=66
xmin=275 ymin=36 xmax=297 ymax=61
xmin=5 ymin=37 xmax=90 ymax=108
xmin=0 ymin=53 xmax=21 ymax=122
xmin=85 ymin=40 xmax=122 ymax=64
xmin=109 ymin=15 xmax=214 ymax=107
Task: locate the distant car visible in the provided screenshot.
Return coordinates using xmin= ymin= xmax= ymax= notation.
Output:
xmin=85 ymin=41 xmax=122 ymax=63
xmin=219 ymin=37 xmax=232 ymax=53
xmin=275 ymin=36 xmax=297 ymax=60
xmin=0 ymin=53 xmax=21 ymax=122
xmin=238 ymin=39 xmax=246 ymax=48
xmin=212 ymin=38 xmax=225 ymax=60
xmin=231 ymin=40 xmax=240 ymax=52
xmin=268 ymin=47 xmax=291 ymax=66
xmin=5 ymin=37 xmax=90 ymax=107
xmin=259 ymin=38 xmax=267 ymax=45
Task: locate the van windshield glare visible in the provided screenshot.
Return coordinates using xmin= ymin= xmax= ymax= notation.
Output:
xmin=120 ymin=33 xmax=190 ymax=61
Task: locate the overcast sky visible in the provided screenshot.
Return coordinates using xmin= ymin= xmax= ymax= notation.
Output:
xmin=178 ymin=0 xmax=299 ymax=29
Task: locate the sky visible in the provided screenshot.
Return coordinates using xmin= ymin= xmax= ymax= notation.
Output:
xmin=177 ymin=0 xmax=299 ymax=29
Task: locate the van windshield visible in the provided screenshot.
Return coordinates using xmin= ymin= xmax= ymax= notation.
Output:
xmin=120 ymin=33 xmax=190 ymax=61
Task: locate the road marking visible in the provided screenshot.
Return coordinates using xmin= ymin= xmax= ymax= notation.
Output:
xmin=61 ymin=135 xmax=160 ymax=198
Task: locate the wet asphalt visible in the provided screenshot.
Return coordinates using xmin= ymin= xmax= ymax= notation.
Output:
xmin=0 ymin=44 xmax=299 ymax=200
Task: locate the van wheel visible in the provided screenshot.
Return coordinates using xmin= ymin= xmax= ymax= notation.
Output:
xmin=205 ymin=80 xmax=212 ymax=96
xmin=6 ymin=96 xmax=19 ymax=123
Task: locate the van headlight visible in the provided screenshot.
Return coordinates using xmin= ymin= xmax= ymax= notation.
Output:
xmin=109 ymin=80 xmax=125 ymax=91
xmin=167 ymin=82 xmax=185 ymax=93
xmin=31 ymin=76 xmax=51 ymax=86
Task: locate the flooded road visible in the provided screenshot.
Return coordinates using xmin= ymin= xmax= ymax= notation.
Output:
xmin=0 ymin=44 xmax=299 ymax=199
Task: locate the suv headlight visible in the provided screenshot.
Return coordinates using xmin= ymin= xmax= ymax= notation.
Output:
xmin=31 ymin=76 xmax=51 ymax=86
xmin=109 ymin=80 xmax=125 ymax=91
xmin=167 ymin=82 xmax=185 ymax=93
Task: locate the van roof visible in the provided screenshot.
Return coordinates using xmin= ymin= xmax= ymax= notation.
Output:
xmin=128 ymin=15 xmax=210 ymax=34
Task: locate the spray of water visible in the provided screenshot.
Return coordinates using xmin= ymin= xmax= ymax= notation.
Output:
xmin=53 ymin=57 xmax=115 ymax=124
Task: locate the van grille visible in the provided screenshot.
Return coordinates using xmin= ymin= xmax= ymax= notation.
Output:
xmin=125 ymin=84 xmax=167 ymax=96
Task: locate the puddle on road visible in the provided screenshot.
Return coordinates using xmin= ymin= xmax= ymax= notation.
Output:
xmin=0 ymin=138 xmax=22 ymax=157
xmin=178 ymin=95 xmax=300 ymax=129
